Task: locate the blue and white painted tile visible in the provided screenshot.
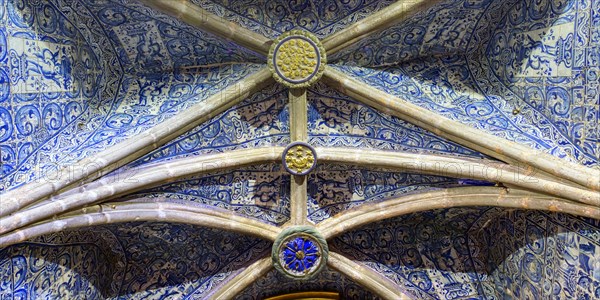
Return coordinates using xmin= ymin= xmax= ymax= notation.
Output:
xmin=123 ymin=83 xmax=290 ymax=168
xmin=82 ymin=0 xmax=263 ymax=74
xmin=334 ymin=54 xmax=598 ymax=167
xmin=329 ymin=0 xmax=496 ymax=66
xmin=0 ymin=0 xmax=265 ymax=192
xmin=192 ymin=0 xmax=398 ymax=39
xmin=121 ymin=164 xmax=291 ymax=226
xmin=307 ymin=164 xmax=492 ymax=223
xmin=331 ymin=207 xmax=491 ymax=299
xmin=307 ymin=82 xmax=489 ymax=159
xmin=0 ymin=223 xmax=271 ymax=299
xmin=105 ymin=223 xmax=270 ymax=299
xmin=0 ymin=243 xmax=109 ymax=299
xmin=236 ymin=268 xmax=381 ymax=299
xmin=469 ymin=209 xmax=600 ymax=299
xmin=479 ymin=0 xmax=599 ymax=166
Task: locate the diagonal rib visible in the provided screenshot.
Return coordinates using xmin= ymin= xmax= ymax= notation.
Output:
xmin=138 ymin=0 xmax=272 ymax=56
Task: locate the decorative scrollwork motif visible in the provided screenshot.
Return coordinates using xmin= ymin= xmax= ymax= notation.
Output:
xmin=282 ymin=142 xmax=317 ymax=176
xmin=268 ymin=30 xmax=326 ymax=88
xmin=272 ymin=226 xmax=328 ymax=280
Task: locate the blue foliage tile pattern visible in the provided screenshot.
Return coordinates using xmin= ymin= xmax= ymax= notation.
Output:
xmin=126 ymin=83 xmax=290 ymax=167
xmin=307 ymin=82 xmax=489 ymax=158
xmin=469 ymin=209 xmax=600 ymax=299
xmin=0 ymin=0 xmax=265 ymax=192
xmin=332 ymin=208 xmax=600 ymax=300
xmin=307 ymin=164 xmax=491 ymax=223
xmin=0 ymin=223 xmax=270 ymax=299
xmin=331 ymin=207 xmax=491 ymax=299
xmin=236 ymin=268 xmax=381 ymax=300
xmin=122 ymin=164 xmax=291 ymax=226
xmin=192 ymin=0 xmax=398 ymax=39
xmin=330 ymin=0 xmax=495 ymax=66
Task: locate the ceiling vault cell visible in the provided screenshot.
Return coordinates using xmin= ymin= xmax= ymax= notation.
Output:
xmin=137 ymin=0 xmax=272 ymax=56
xmin=0 ymin=68 xmax=275 ymax=218
xmin=317 ymin=186 xmax=600 ymax=239
xmin=321 ymin=67 xmax=600 ymax=191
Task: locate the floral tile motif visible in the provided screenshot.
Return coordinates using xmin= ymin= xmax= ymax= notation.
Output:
xmin=0 ymin=223 xmax=270 ymax=299
xmin=236 ymin=268 xmax=381 ymax=299
xmin=307 ymin=82 xmax=489 ymax=159
xmin=192 ymin=0 xmax=398 ymax=39
xmin=332 ymin=208 xmax=600 ymax=300
xmin=125 ymin=83 xmax=290 ymax=167
xmin=121 ymin=164 xmax=291 ymax=226
xmin=330 ymin=0 xmax=495 ymax=66
xmin=469 ymin=209 xmax=600 ymax=299
xmin=307 ymin=164 xmax=491 ymax=223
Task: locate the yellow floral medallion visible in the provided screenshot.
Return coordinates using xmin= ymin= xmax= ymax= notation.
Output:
xmin=268 ymin=30 xmax=326 ymax=88
xmin=282 ymin=142 xmax=317 ymax=175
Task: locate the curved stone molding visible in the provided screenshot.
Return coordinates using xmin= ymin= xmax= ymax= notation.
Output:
xmin=0 ymin=202 xmax=282 ymax=248
xmin=268 ymin=30 xmax=326 ymax=88
xmin=282 ymin=142 xmax=317 ymax=176
xmin=272 ymin=226 xmax=328 ymax=280
xmin=318 ymin=186 xmax=600 ymax=239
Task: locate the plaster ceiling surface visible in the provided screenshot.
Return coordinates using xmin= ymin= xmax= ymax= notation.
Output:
xmin=0 ymin=0 xmax=599 ymax=299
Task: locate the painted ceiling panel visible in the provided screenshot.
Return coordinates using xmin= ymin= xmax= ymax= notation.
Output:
xmin=193 ymin=0 xmax=398 ymax=39
xmin=307 ymin=82 xmax=489 ymax=159
xmin=84 ymin=0 xmax=262 ymax=73
xmin=307 ymin=164 xmax=492 ymax=223
xmin=329 ymin=0 xmax=498 ymax=66
xmin=330 ymin=207 xmax=491 ymax=299
xmin=334 ymin=55 xmax=598 ymax=167
xmin=126 ymin=83 xmax=289 ymax=168
xmin=121 ymin=164 xmax=291 ymax=226
xmin=236 ymin=268 xmax=381 ymax=299
xmin=331 ymin=208 xmax=600 ymax=299
xmin=0 ymin=224 xmax=271 ymax=299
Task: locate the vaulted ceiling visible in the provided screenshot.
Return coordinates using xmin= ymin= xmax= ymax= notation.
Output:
xmin=0 ymin=0 xmax=598 ymax=299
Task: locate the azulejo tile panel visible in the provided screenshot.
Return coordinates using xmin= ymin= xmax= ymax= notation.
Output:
xmin=479 ymin=0 xmax=599 ymax=167
xmin=0 ymin=243 xmax=110 ymax=299
xmin=192 ymin=0 xmax=398 ymax=39
xmin=307 ymin=82 xmax=490 ymax=159
xmin=330 ymin=0 xmax=495 ymax=66
xmin=307 ymin=164 xmax=491 ymax=224
xmin=468 ymin=209 xmax=600 ymax=299
xmin=236 ymin=268 xmax=381 ymax=300
xmin=82 ymin=0 xmax=262 ymax=74
xmin=331 ymin=207 xmax=491 ymax=300
xmin=1 ymin=0 xmax=265 ymax=192
xmin=0 ymin=223 xmax=271 ymax=299
xmin=124 ymin=83 xmax=290 ymax=168
xmin=120 ymin=164 xmax=291 ymax=226
xmin=1 ymin=0 xmax=116 ymax=191
xmin=332 ymin=207 xmax=600 ymax=300
xmin=334 ymin=51 xmax=598 ymax=166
